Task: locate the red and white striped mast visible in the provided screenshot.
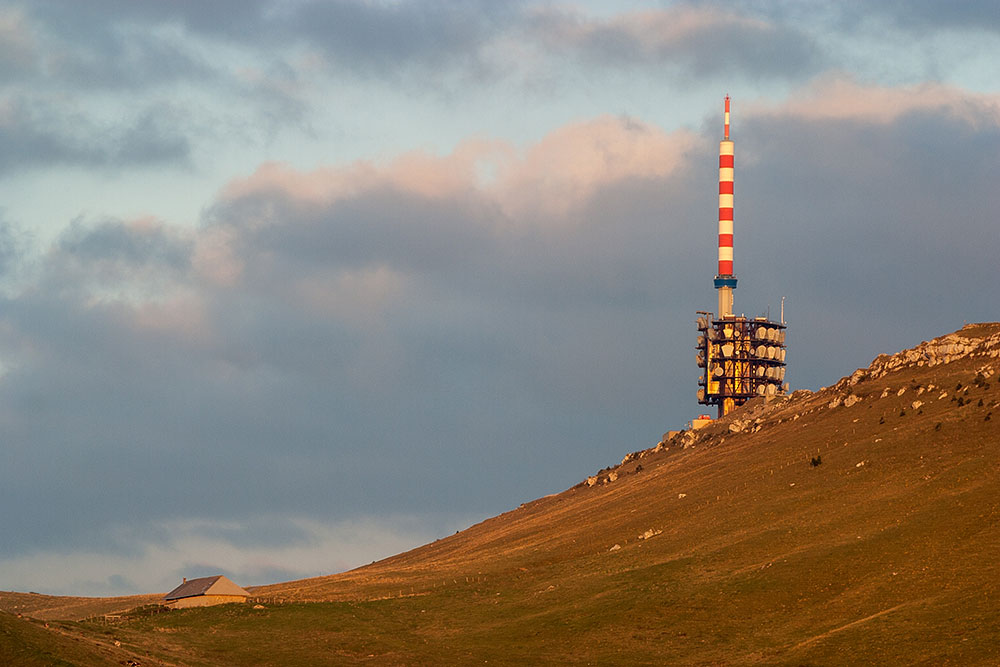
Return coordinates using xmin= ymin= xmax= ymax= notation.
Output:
xmin=715 ymin=95 xmax=737 ymax=318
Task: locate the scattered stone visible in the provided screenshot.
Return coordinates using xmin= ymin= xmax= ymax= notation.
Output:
xmin=621 ymin=452 xmax=639 ymax=466
xmin=607 ymin=471 xmax=619 ymax=483
xmin=881 ymin=388 xmax=891 ymax=398
xmin=844 ymin=394 xmax=862 ymax=407
xmin=828 ymin=397 xmax=842 ymax=409
xmin=911 ymin=400 xmax=924 ymax=410
xmin=897 ymin=388 xmax=907 ymax=396
xmin=609 ymin=544 xmax=621 ymax=552
xmin=856 ymin=461 xmax=866 ymax=468
xmin=678 ymin=493 xmax=687 ymax=499
xmin=639 ymin=528 xmax=662 ymax=540
xmin=586 ymin=476 xmax=598 ymax=487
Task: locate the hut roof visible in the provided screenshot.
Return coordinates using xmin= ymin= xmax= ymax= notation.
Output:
xmin=164 ymin=575 xmax=249 ymax=601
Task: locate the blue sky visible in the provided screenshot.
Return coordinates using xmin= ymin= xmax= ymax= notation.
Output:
xmin=1 ymin=1 xmax=998 ymax=596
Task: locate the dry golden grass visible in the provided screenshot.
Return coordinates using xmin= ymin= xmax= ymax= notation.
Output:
xmin=0 ymin=591 xmax=163 ymax=621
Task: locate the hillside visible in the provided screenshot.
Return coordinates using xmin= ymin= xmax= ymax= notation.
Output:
xmin=0 ymin=592 xmax=163 ymax=623
xmin=0 ymin=611 xmax=122 ymax=666
xmin=2 ymin=323 xmax=999 ymax=665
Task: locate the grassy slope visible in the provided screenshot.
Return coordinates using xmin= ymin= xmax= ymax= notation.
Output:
xmin=5 ymin=324 xmax=1000 ymax=665
xmin=0 ymin=592 xmax=163 ymax=622
xmin=0 ymin=612 xmax=122 ymax=666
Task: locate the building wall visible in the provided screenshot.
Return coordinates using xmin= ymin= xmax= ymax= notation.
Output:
xmin=166 ymin=595 xmax=247 ymax=609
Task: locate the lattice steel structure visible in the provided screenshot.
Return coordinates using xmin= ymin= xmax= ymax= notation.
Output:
xmin=696 ymin=315 xmax=786 ymax=417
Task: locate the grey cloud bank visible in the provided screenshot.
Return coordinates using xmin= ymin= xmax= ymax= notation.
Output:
xmin=3 ymin=94 xmax=999 ymax=592
xmin=0 ymin=1 xmax=997 ymax=596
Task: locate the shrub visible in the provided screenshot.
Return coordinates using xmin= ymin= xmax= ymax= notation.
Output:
xmin=935 ymin=422 xmax=942 ymax=431
xmin=810 ymin=455 xmax=822 ymax=467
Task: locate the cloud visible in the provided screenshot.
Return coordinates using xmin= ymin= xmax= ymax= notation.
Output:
xmin=0 ymin=8 xmax=37 ymax=83
xmin=0 ymin=96 xmax=191 ymax=175
xmin=0 ymin=115 xmax=701 ymax=581
xmin=831 ymin=0 xmax=1000 ymax=33
xmin=22 ymin=0 xmax=518 ymax=83
xmin=3 ymin=2 xmax=215 ymax=89
xmin=528 ymin=4 xmax=822 ymax=80
xmin=290 ymin=0 xmax=520 ymax=78
xmin=1 ymin=85 xmax=998 ymax=594
xmin=745 ymin=75 xmax=1000 ymax=126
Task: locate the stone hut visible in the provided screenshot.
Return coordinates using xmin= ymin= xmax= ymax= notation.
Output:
xmin=163 ymin=575 xmax=250 ymax=609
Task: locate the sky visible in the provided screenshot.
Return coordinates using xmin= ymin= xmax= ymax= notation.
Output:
xmin=0 ymin=1 xmax=998 ymax=596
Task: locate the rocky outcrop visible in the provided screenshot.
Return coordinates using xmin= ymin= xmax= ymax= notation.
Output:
xmin=839 ymin=327 xmax=1000 ymax=388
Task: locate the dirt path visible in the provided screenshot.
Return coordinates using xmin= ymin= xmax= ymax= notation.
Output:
xmin=789 ymin=598 xmax=933 ymax=652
